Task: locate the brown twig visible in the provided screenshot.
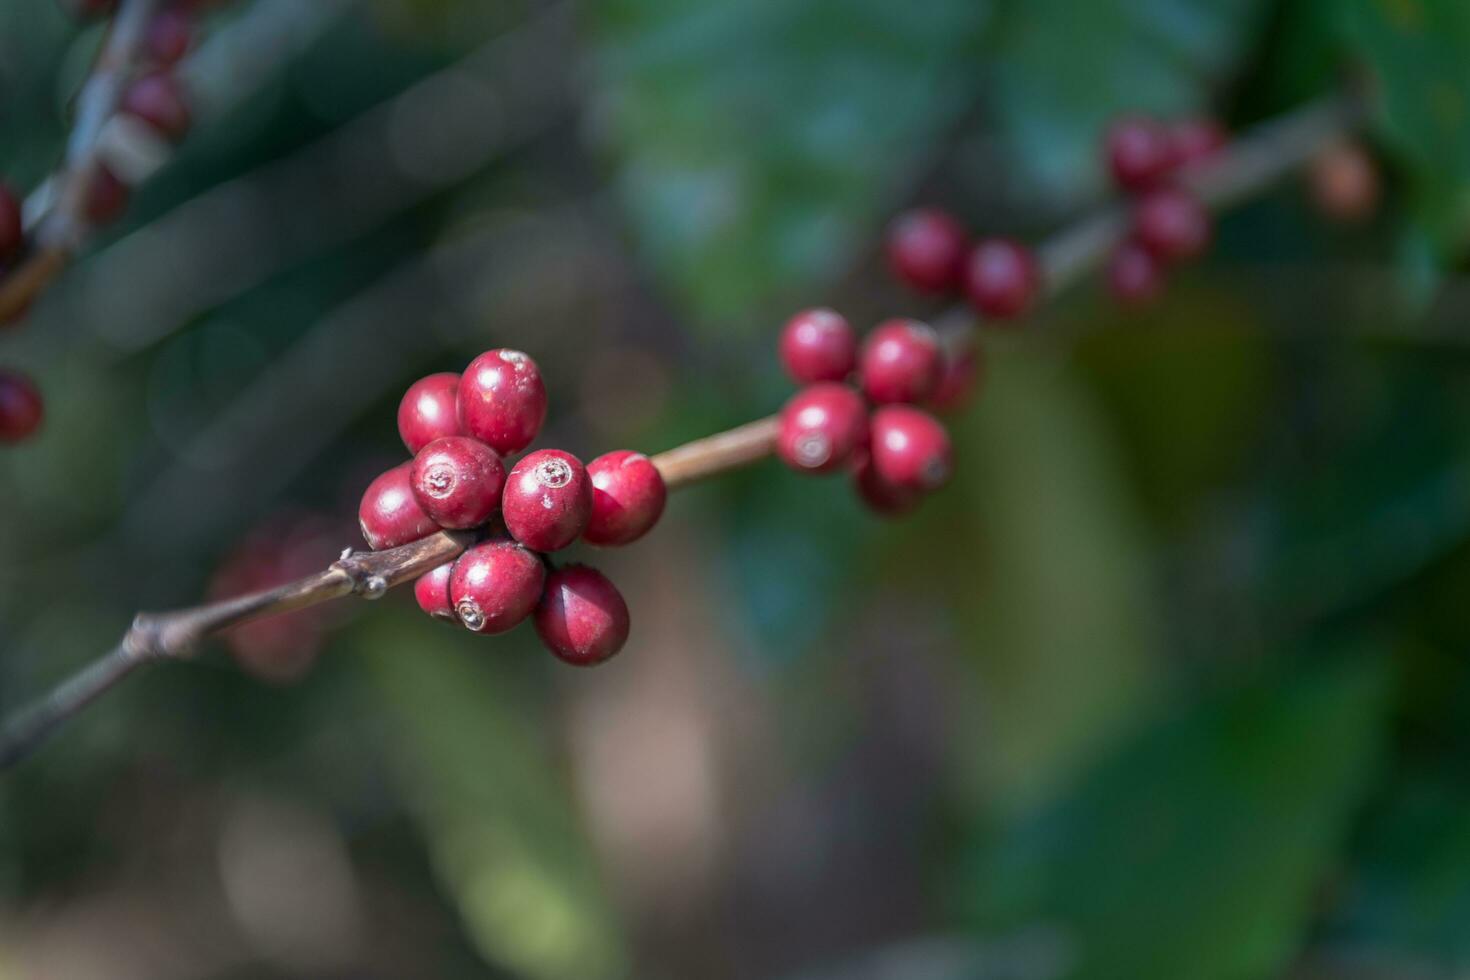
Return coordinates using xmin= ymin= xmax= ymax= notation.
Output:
xmin=0 ymin=93 xmax=1361 ymax=771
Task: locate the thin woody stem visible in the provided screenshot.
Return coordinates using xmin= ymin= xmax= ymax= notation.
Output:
xmin=0 ymin=92 xmax=1362 ymax=771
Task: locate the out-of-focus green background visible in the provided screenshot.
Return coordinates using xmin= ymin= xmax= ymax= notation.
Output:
xmin=3 ymin=0 xmax=1470 ymax=977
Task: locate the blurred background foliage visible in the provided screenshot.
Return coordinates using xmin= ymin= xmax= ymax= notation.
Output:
xmin=1 ymin=0 xmax=1469 ymax=977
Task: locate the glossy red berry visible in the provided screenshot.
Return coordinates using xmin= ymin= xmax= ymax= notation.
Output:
xmin=930 ymin=344 xmax=983 ymax=415
xmin=397 ymin=372 xmax=462 ymax=454
xmin=1105 ymin=115 xmax=1176 ymax=191
xmin=449 ymin=539 xmax=545 ymax=634
xmin=121 ymin=72 xmax=191 ymax=142
xmin=146 ymin=9 xmax=193 ymax=64
xmin=85 ymin=166 xmax=129 ymax=225
xmin=859 ymin=319 xmax=943 ymax=404
xmin=852 ymin=450 xmax=922 ymax=516
xmin=358 ymin=462 xmax=438 ymax=550
xmin=409 ymin=436 xmax=506 ymax=530
xmin=0 ymin=370 xmax=43 ymax=443
xmin=869 ymin=405 xmax=952 ymax=492
xmin=535 ymin=565 xmax=630 ymax=666
xmin=779 ymin=308 xmax=857 ymax=385
xmin=963 ymin=239 xmax=1040 ymax=320
xmin=1171 ymin=117 xmax=1227 ymax=166
xmin=414 ymin=562 xmax=456 ymax=623
xmin=886 ymin=208 xmax=968 ymax=293
xmin=1106 ymin=240 xmax=1164 ymax=306
xmin=585 ymin=450 xmax=666 ymax=546
xmin=1134 ymin=186 xmax=1211 ymax=263
xmin=1309 ymin=141 xmax=1378 ymax=223
xmin=0 ymin=184 xmax=22 ymax=261
xmin=777 ymin=382 xmax=868 ymax=475
xmin=458 ymin=349 xmax=547 ymax=456
xmin=503 ymin=449 xmax=592 ymax=552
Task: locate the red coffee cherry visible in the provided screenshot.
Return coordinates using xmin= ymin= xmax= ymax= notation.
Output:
xmin=963 ymin=239 xmax=1040 ymax=320
xmin=0 ymin=184 xmax=22 ymax=261
xmin=449 ymin=539 xmax=545 ymax=634
xmin=503 ymin=449 xmax=593 ymax=552
xmin=121 ymin=72 xmax=191 ymax=142
xmin=146 ymin=9 xmax=193 ymax=64
xmin=585 ymin=450 xmax=666 ymax=546
xmin=0 ymin=370 xmax=43 ymax=443
xmin=85 ymin=166 xmax=130 ymax=225
xmin=535 ymin=564 xmax=630 ymax=666
xmin=859 ymin=318 xmax=943 ymax=404
xmin=1170 ymin=117 xmax=1227 ymax=166
xmin=397 ymin=372 xmax=462 ymax=454
xmin=852 ymin=450 xmax=921 ymax=516
xmin=777 ymin=382 xmax=868 ymax=474
xmin=410 ymin=435 xmax=506 ymax=530
xmin=1134 ymin=186 xmax=1211 ymax=263
xmin=414 ymin=562 xmax=456 ymax=623
xmin=930 ymin=343 xmax=983 ymax=415
xmin=1309 ymin=141 xmax=1379 ymax=223
xmin=1107 ymin=240 xmax=1164 ymax=306
xmin=869 ymin=405 xmax=952 ymax=492
xmin=358 ymin=462 xmax=438 ymax=550
xmin=886 ymin=208 xmax=968 ymax=293
xmin=1105 ymin=115 xmax=1176 ymax=191
xmin=458 ymin=348 xmax=547 ymax=456
xmin=779 ymin=308 xmax=857 ymax=385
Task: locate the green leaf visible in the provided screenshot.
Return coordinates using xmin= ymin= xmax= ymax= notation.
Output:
xmin=958 ymin=649 xmax=1391 ymax=980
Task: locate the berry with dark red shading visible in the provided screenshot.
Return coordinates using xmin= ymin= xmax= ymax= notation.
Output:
xmin=1309 ymin=141 xmax=1378 ymax=223
xmin=1105 ymin=115 xmax=1176 ymax=191
xmin=963 ymin=238 xmax=1040 ymax=320
xmin=86 ymin=166 xmax=130 ymax=225
xmin=852 ymin=450 xmax=921 ymax=517
xmin=869 ymin=405 xmax=952 ymax=492
xmin=930 ymin=343 xmax=983 ymax=415
xmin=146 ymin=9 xmax=193 ymax=65
xmin=449 ymin=539 xmax=545 ymax=634
xmin=859 ymin=319 xmax=943 ymax=404
xmin=458 ymin=348 xmax=547 ymax=456
xmin=777 ymin=382 xmax=868 ymax=475
xmin=1134 ymin=186 xmax=1211 ymax=263
xmin=414 ymin=562 xmax=456 ymax=623
xmin=397 ymin=372 xmax=462 ymax=454
xmin=1107 ymin=240 xmax=1164 ymax=306
xmin=358 ymin=462 xmax=438 ymax=550
xmin=1170 ymin=118 xmax=1227 ymax=166
xmin=534 ymin=564 xmax=630 ymax=666
xmin=502 ymin=448 xmax=592 ymax=552
xmin=585 ymin=450 xmax=666 ymax=546
xmin=410 ymin=436 xmax=505 ymax=530
xmin=0 ymin=184 xmax=22 ymax=261
xmin=779 ymin=308 xmax=857 ymax=385
xmin=121 ymin=72 xmax=191 ymax=142
xmin=0 ymin=370 xmax=43 ymax=443
xmin=886 ymin=208 xmax=968 ymax=293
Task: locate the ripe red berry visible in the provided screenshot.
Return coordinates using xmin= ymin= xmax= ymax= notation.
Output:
xmin=85 ymin=166 xmax=129 ymax=225
xmin=449 ymin=539 xmax=545 ymax=634
xmin=852 ymin=450 xmax=921 ymax=516
xmin=121 ymin=72 xmax=191 ymax=142
xmin=0 ymin=184 xmax=22 ymax=261
xmin=1106 ymin=240 xmax=1164 ymax=306
xmin=930 ymin=344 xmax=983 ymax=415
xmin=146 ymin=9 xmax=193 ymax=65
xmin=502 ymin=449 xmax=592 ymax=552
xmin=886 ymin=208 xmax=968 ymax=293
xmin=358 ymin=462 xmax=438 ymax=550
xmin=0 ymin=370 xmax=43 ymax=443
xmin=963 ymin=239 xmax=1040 ymax=320
xmin=779 ymin=308 xmax=857 ymax=385
xmin=777 ymin=382 xmax=868 ymax=474
xmin=1105 ymin=115 xmax=1176 ymax=191
xmin=869 ymin=405 xmax=952 ymax=492
xmin=534 ymin=564 xmax=630 ymax=666
xmin=414 ymin=562 xmax=456 ymax=622
xmin=1170 ymin=117 xmax=1227 ymax=166
xmin=409 ymin=436 xmax=506 ymax=530
xmin=1309 ymin=141 xmax=1378 ymax=223
xmin=397 ymin=372 xmax=462 ymax=454
xmin=585 ymin=450 xmax=666 ymax=546
xmin=859 ymin=318 xmax=943 ymax=404
xmin=458 ymin=349 xmax=547 ymax=456
xmin=1134 ymin=186 xmax=1211 ymax=263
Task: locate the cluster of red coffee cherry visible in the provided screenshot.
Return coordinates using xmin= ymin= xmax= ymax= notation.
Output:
xmin=0 ymin=0 xmax=200 ymax=445
xmin=359 ymin=350 xmax=660 ymax=666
